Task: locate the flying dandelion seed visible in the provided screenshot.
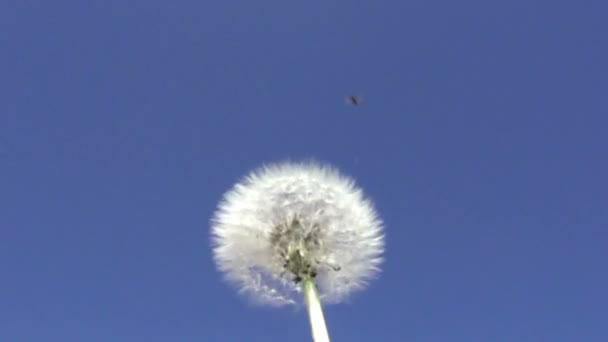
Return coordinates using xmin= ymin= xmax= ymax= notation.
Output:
xmin=346 ymin=95 xmax=363 ymax=106
xmin=211 ymin=161 xmax=385 ymax=341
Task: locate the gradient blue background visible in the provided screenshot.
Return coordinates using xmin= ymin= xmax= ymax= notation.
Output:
xmin=1 ymin=0 xmax=607 ymax=341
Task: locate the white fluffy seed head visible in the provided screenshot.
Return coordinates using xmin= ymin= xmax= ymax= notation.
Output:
xmin=211 ymin=161 xmax=385 ymax=306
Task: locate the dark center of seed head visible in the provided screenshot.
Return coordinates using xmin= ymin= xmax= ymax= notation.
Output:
xmin=270 ymin=217 xmax=320 ymax=284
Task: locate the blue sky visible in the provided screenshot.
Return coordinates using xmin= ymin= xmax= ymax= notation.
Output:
xmin=1 ymin=0 xmax=606 ymax=341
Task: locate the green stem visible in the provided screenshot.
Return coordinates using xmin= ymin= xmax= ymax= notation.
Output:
xmin=303 ymin=277 xmax=330 ymax=342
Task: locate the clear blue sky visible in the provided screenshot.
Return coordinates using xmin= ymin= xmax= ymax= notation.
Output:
xmin=1 ymin=0 xmax=606 ymax=341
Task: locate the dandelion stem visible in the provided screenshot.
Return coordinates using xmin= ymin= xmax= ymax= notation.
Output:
xmin=303 ymin=277 xmax=330 ymax=342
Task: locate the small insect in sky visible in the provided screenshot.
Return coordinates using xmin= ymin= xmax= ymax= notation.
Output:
xmin=346 ymin=95 xmax=362 ymax=106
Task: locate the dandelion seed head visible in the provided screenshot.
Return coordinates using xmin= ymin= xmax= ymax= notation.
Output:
xmin=211 ymin=161 xmax=384 ymax=306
